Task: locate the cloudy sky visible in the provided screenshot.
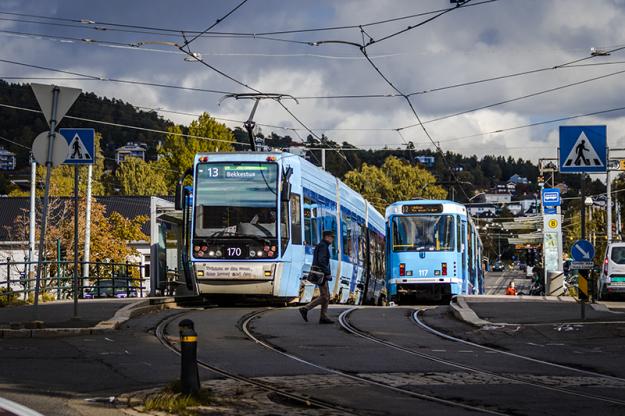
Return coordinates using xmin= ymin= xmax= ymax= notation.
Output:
xmin=2 ymin=0 xmax=625 ymax=161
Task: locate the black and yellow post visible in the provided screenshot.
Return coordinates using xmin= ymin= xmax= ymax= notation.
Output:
xmin=179 ymin=319 xmax=200 ymax=395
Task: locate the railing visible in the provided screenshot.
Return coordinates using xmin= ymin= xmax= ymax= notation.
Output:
xmin=0 ymin=259 xmax=147 ymax=304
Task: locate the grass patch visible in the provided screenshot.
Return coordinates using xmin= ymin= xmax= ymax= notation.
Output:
xmin=144 ymin=382 xmax=214 ymax=416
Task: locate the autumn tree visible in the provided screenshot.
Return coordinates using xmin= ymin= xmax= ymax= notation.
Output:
xmin=159 ymin=112 xmax=235 ymax=186
xmin=344 ymin=156 xmax=447 ymax=212
xmin=115 ymin=157 xmax=169 ymax=196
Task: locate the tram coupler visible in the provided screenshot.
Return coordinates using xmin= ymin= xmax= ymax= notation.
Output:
xmin=179 ymin=319 xmax=200 ymax=395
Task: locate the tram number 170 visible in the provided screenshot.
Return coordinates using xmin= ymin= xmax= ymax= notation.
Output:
xmin=227 ymin=247 xmax=242 ymax=257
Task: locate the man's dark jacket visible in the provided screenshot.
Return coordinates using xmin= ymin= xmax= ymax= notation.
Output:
xmin=312 ymin=239 xmax=332 ymax=280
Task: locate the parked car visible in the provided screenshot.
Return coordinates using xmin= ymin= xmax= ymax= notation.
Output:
xmin=599 ymin=242 xmax=625 ymax=299
xmin=492 ymin=261 xmax=505 ymax=272
xmin=83 ymin=279 xmax=138 ymax=299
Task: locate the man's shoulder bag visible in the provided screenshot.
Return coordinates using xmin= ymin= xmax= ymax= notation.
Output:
xmin=306 ymin=265 xmax=325 ymax=285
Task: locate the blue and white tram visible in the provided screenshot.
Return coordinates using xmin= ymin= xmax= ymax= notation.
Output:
xmin=385 ymin=200 xmax=484 ymax=303
xmin=176 ymin=151 xmax=387 ymax=305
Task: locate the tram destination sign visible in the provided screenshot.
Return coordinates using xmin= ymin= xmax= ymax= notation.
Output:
xmin=402 ymin=204 xmax=443 ymax=214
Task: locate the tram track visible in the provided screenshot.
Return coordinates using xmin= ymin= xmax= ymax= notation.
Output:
xmin=154 ymin=310 xmax=358 ymax=415
xmin=241 ymin=308 xmax=512 ymax=416
xmin=337 ymin=307 xmax=625 ymax=407
xmin=412 ymin=309 xmax=625 ymax=384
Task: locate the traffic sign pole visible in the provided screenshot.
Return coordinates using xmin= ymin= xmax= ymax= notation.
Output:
xmin=33 ymin=86 xmax=60 ymax=319
xmin=73 ymin=164 xmax=79 ymax=319
xmin=580 ymin=179 xmax=587 ymax=320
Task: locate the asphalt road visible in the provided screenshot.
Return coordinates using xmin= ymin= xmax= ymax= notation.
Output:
xmin=484 ymin=269 xmax=529 ymax=295
xmin=2 ymin=303 xmax=625 ymax=415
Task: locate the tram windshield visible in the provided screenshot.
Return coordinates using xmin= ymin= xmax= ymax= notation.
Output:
xmin=194 ymin=162 xmax=278 ymax=239
xmin=392 ymin=215 xmax=455 ymax=252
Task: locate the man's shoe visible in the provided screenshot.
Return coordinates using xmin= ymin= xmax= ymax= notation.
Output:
xmin=299 ymin=307 xmax=308 ymax=322
xmin=319 ymin=317 xmax=334 ymax=324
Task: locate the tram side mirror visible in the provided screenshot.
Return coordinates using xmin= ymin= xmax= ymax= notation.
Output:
xmin=281 ymin=166 xmax=293 ymax=202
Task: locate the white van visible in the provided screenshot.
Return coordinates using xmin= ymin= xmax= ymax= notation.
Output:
xmin=599 ymin=242 xmax=625 ymax=299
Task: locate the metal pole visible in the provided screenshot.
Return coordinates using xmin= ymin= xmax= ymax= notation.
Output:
xmin=73 ymin=164 xmax=79 ymax=318
xmin=580 ymin=174 xmax=586 ymax=320
xmin=83 ymin=164 xmax=92 ymax=285
xmin=56 ymin=238 xmax=61 ymax=300
xmin=607 ymin=169 xmax=613 ymax=244
xmin=33 ymin=86 xmax=60 ymax=317
xmin=321 ymin=148 xmax=326 ymax=170
xmin=27 ymin=158 xmax=36 ymax=296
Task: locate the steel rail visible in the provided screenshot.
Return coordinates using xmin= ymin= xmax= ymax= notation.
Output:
xmin=154 ymin=310 xmax=357 ymax=414
xmin=413 ymin=309 xmax=625 ymax=383
xmin=241 ymin=309 xmax=510 ymax=415
xmin=338 ymin=308 xmax=625 ymax=407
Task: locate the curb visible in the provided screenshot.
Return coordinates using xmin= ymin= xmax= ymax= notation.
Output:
xmin=0 ymin=297 xmax=176 ymax=339
xmin=450 ymin=295 xmax=577 ymax=328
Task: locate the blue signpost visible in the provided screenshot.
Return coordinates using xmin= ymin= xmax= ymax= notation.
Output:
xmin=570 ymin=239 xmax=594 ymax=269
xmin=59 ymin=128 xmax=95 ymax=165
xmin=58 ymin=128 xmax=95 ymax=318
xmin=559 ymin=125 xmax=607 ymax=173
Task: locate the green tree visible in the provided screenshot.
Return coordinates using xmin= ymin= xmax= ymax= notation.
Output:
xmin=159 ymin=113 xmax=235 ymax=181
xmin=115 ymin=157 xmax=169 ymax=196
xmin=344 ymin=156 xmax=447 ymax=212
xmin=10 ymin=132 xmax=107 ymax=197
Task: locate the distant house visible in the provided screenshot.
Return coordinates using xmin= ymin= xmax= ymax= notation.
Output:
xmin=116 ymin=142 xmax=147 ymax=164
xmin=507 ymin=202 xmax=524 ymax=216
xmin=0 ymin=147 xmax=16 ymax=170
xmin=466 ymin=204 xmax=497 ymax=217
xmin=484 ymin=192 xmax=512 ymax=204
xmin=508 ymin=174 xmax=529 ymax=185
xmin=415 ymin=156 xmax=435 ymax=168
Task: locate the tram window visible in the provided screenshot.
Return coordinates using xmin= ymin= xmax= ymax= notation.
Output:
xmin=341 ymin=215 xmax=352 ymax=257
xmin=290 ymin=193 xmax=302 ymax=245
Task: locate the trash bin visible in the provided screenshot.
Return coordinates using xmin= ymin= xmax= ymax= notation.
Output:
xmin=547 ymin=270 xmax=565 ymax=296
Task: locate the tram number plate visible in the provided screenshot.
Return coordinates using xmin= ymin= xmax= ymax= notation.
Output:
xmin=225 ymin=246 xmax=244 ymax=258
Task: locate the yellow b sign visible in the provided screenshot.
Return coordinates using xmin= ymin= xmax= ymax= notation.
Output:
xmin=548 ymin=219 xmax=558 ymax=229
xmin=620 ymin=160 xmax=625 ymax=171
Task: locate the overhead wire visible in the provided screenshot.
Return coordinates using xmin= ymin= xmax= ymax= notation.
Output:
xmin=0 ymin=1 xmax=505 ymax=39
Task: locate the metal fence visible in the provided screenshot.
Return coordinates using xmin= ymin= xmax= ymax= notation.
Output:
xmin=0 ymin=259 xmax=146 ymax=302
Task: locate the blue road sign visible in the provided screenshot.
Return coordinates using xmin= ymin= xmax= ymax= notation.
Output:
xmin=571 ymin=239 xmax=594 ymax=262
xmin=542 ymin=188 xmax=560 ymax=207
xmin=59 ymin=128 xmax=95 ymax=165
xmin=544 ymin=207 xmax=557 ymax=215
xmin=559 ymin=125 xmax=607 ymax=173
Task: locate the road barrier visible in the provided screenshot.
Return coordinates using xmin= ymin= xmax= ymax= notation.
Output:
xmin=0 ymin=259 xmax=147 ymax=303
xmin=179 ymin=319 xmax=200 ymax=395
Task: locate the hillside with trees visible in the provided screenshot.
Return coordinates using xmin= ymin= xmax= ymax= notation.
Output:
xmin=0 ymin=80 xmax=604 ymax=201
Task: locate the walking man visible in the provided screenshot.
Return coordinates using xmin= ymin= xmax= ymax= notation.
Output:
xmin=299 ymin=231 xmax=335 ymax=324
xmin=574 ymin=139 xmax=590 ymax=166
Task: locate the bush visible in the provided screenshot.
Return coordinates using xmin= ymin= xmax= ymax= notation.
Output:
xmin=0 ymin=288 xmax=24 ymax=307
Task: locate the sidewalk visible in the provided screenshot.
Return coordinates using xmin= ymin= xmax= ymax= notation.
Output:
xmin=0 ymin=299 xmax=137 ymax=329
xmin=0 ymin=297 xmax=174 ymax=337
xmin=452 ymin=295 xmax=625 ymax=327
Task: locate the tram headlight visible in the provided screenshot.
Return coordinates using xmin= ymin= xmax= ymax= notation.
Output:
xmin=249 ymin=250 xmax=256 ymax=257
xmin=257 ymin=250 xmax=264 ymax=257
xmin=215 ymin=250 xmax=222 ymax=257
xmin=208 ymin=250 xmax=215 ymax=257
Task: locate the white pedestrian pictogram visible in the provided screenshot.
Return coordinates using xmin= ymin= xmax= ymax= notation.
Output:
xmin=67 ymin=133 xmax=92 ymax=161
xmin=563 ymin=131 xmax=603 ymax=167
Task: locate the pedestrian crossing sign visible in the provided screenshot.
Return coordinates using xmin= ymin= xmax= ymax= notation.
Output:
xmin=59 ymin=128 xmax=95 ymax=165
xmin=559 ymin=125 xmax=606 ymax=173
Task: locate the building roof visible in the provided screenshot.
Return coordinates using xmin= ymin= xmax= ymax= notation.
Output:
xmin=0 ymin=196 xmax=173 ymax=240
